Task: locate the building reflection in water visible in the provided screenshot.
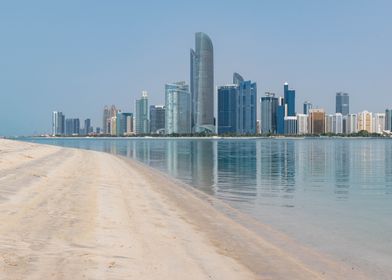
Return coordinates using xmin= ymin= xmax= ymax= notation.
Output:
xmin=385 ymin=141 xmax=392 ymax=194
xmin=301 ymin=140 xmax=328 ymax=192
xmin=333 ymin=140 xmax=350 ymax=200
xmin=216 ymin=141 xmax=257 ymax=202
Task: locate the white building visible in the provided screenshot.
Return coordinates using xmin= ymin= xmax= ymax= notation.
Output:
xmin=346 ymin=114 xmax=358 ymax=134
xmin=372 ymin=113 xmax=385 ymax=134
xmin=296 ymin=114 xmax=308 ymax=135
xmin=357 ymin=111 xmax=373 ymax=132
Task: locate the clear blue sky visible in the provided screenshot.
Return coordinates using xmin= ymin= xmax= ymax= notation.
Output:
xmin=1 ymin=0 xmax=391 ymax=136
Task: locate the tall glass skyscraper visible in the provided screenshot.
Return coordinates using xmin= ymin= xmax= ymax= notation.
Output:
xmin=165 ymin=82 xmax=191 ymax=134
xmin=260 ymin=93 xmax=278 ymax=134
xmin=336 ymin=92 xmax=349 ymax=116
xmin=238 ymin=80 xmax=257 ymax=134
xmin=385 ymin=109 xmax=392 ymax=131
xmin=149 ymin=105 xmax=165 ymax=134
xmin=190 ymin=32 xmax=214 ymax=133
xmin=303 ymin=101 xmax=312 ymax=115
xmin=217 ymin=85 xmax=238 ymax=134
xmin=284 ymin=82 xmax=296 ymax=116
xmin=135 ymin=91 xmax=149 ymax=134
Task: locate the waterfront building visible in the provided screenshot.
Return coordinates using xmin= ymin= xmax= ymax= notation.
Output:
xmin=303 ymin=101 xmax=312 ymax=115
xmin=52 ymin=111 xmax=65 ymax=136
xmin=284 ymin=116 xmax=297 ymax=135
xmin=165 ymin=81 xmax=191 ymax=134
xmin=296 ymin=114 xmax=308 ymax=135
xmin=346 ymin=114 xmax=358 ymax=134
xmin=84 ymin=118 xmax=92 ymax=135
xmin=372 ymin=113 xmax=385 ymax=134
xmin=65 ymin=118 xmax=80 ymax=136
xmin=149 ymin=105 xmax=165 ymax=134
xmin=276 ymin=97 xmax=285 ymax=134
xmin=385 ymin=109 xmax=392 ymax=131
xmin=284 ymin=82 xmax=296 ymax=116
xmin=110 ymin=116 xmax=117 ymax=136
xmin=333 ymin=113 xmax=343 ymax=134
xmin=308 ymin=109 xmax=325 ymax=134
xmin=190 ymin=32 xmax=214 ymax=133
xmin=237 ymin=79 xmax=257 ymax=134
xmin=116 ymin=112 xmax=133 ymax=136
xmin=260 ymin=92 xmax=278 ymax=134
xmin=135 ymin=91 xmax=149 ymax=134
xmin=336 ymin=92 xmax=349 ymax=116
xmin=357 ymin=111 xmax=373 ymax=132
xmin=102 ymin=106 xmax=110 ymax=134
xmin=217 ymin=85 xmax=238 ymax=134
xmin=325 ymin=114 xmax=333 ymax=134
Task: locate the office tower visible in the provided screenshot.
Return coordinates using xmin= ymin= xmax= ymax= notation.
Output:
xmin=165 ymin=81 xmax=191 ymax=134
xmin=150 ymin=105 xmax=166 ymax=134
xmin=284 ymin=116 xmax=297 ymax=134
xmin=110 ymin=116 xmax=117 ymax=136
xmin=308 ymin=109 xmax=325 ymax=134
xmin=65 ymin=118 xmax=80 ymax=136
xmin=135 ymin=91 xmax=149 ymax=134
xmin=116 ymin=112 xmax=133 ymax=136
xmin=303 ymin=101 xmax=312 ymax=115
xmin=190 ymin=32 xmax=214 ymax=133
xmin=284 ymin=82 xmax=296 ymax=116
xmin=357 ymin=111 xmax=372 ymax=132
xmin=385 ymin=109 xmax=392 ymax=131
xmin=296 ymin=114 xmax=308 ymax=134
xmin=372 ymin=113 xmax=385 ymax=134
xmin=217 ymin=85 xmax=238 ymax=134
xmin=336 ymin=92 xmax=349 ymax=116
xmin=84 ymin=118 xmax=92 ymax=135
xmin=346 ymin=114 xmax=358 ymax=134
xmin=260 ymin=92 xmax=278 ymax=134
xmin=237 ymin=80 xmax=257 ymax=134
xmin=52 ymin=111 xmax=65 ymax=136
xmin=102 ymin=106 xmax=110 ymax=134
xmin=276 ymin=97 xmax=285 ymax=134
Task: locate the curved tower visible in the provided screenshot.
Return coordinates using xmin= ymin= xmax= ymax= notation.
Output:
xmin=190 ymin=32 xmax=214 ymax=133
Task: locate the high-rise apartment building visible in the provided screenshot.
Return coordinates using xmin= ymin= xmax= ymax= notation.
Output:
xmin=346 ymin=114 xmax=358 ymax=134
xmin=308 ymin=109 xmax=325 ymax=134
xmin=284 ymin=116 xmax=297 ymax=134
xmin=52 ymin=111 xmax=65 ymax=136
xmin=165 ymin=82 xmax=191 ymax=134
xmin=84 ymin=118 xmax=92 ymax=135
xmin=150 ymin=105 xmax=165 ymax=134
xmin=276 ymin=97 xmax=285 ymax=134
xmin=190 ymin=32 xmax=214 ymax=133
xmin=296 ymin=114 xmax=308 ymax=134
xmin=65 ymin=118 xmax=80 ymax=136
xmin=357 ymin=111 xmax=372 ymax=132
xmin=135 ymin=91 xmax=149 ymax=134
xmin=237 ymin=80 xmax=257 ymax=134
xmin=372 ymin=113 xmax=385 ymax=134
xmin=260 ymin=92 xmax=278 ymax=134
xmin=116 ymin=112 xmax=133 ymax=136
xmin=336 ymin=92 xmax=349 ymax=116
xmin=102 ymin=106 xmax=110 ymax=134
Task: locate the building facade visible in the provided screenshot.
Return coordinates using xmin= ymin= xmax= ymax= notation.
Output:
xmin=116 ymin=112 xmax=133 ymax=136
xmin=303 ymin=101 xmax=312 ymax=115
xmin=217 ymin=85 xmax=238 ymax=134
xmin=260 ymin=93 xmax=278 ymax=134
xmin=284 ymin=116 xmax=297 ymax=135
xmin=52 ymin=111 xmax=65 ymax=136
xmin=336 ymin=92 xmax=349 ymax=116
xmin=149 ymin=105 xmax=165 ymax=134
xmin=297 ymin=114 xmax=308 ymax=135
xmin=65 ymin=118 xmax=80 ymax=136
xmin=308 ymin=109 xmax=325 ymax=134
xmin=284 ymin=82 xmax=296 ymax=116
xmin=165 ymin=81 xmax=191 ymax=134
xmin=357 ymin=111 xmax=372 ymax=132
xmin=135 ymin=91 xmax=149 ymax=134
xmin=237 ymin=80 xmax=257 ymax=134
xmin=372 ymin=113 xmax=385 ymax=134
xmin=190 ymin=32 xmax=214 ymax=133
xmin=385 ymin=109 xmax=392 ymax=131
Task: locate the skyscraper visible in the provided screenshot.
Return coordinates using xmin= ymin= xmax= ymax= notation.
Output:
xmin=303 ymin=101 xmax=312 ymax=115
xmin=217 ymin=85 xmax=238 ymax=134
xmin=357 ymin=111 xmax=372 ymax=132
xmin=385 ymin=109 xmax=392 ymax=131
xmin=237 ymin=80 xmax=257 ymax=134
xmin=284 ymin=82 xmax=296 ymax=116
xmin=135 ymin=91 xmax=149 ymax=134
xmin=190 ymin=32 xmax=214 ymax=133
xmin=84 ymin=118 xmax=92 ymax=135
xmin=336 ymin=92 xmax=349 ymax=116
xmin=102 ymin=106 xmax=110 ymax=134
xmin=150 ymin=105 xmax=166 ymax=134
xmin=260 ymin=92 xmax=278 ymax=134
xmin=52 ymin=111 xmax=65 ymax=136
xmin=165 ymin=81 xmax=191 ymax=134
xmin=276 ymin=97 xmax=285 ymax=134
xmin=65 ymin=118 xmax=80 ymax=136
xmin=116 ymin=112 xmax=133 ymax=136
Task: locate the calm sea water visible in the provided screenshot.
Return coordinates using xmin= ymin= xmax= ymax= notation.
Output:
xmin=22 ymin=137 xmax=392 ymax=278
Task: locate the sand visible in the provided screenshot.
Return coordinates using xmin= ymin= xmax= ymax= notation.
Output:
xmin=0 ymin=139 xmax=369 ymax=279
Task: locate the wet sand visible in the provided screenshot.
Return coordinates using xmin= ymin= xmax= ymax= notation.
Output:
xmin=0 ymin=139 xmax=369 ymax=279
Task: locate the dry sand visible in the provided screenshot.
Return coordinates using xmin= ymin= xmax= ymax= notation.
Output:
xmin=0 ymin=139 xmax=369 ymax=279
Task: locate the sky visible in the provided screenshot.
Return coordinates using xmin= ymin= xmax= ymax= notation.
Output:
xmin=0 ymin=0 xmax=391 ymax=136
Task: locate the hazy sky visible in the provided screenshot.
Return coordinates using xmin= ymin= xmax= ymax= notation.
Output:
xmin=1 ymin=0 xmax=391 ymax=136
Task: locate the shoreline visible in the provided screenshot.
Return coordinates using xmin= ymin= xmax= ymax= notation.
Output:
xmin=0 ymin=139 xmax=369 ymax=279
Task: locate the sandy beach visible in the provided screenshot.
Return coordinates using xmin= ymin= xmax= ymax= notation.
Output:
xmin=0 ymin=139 xmax=369 ymax=280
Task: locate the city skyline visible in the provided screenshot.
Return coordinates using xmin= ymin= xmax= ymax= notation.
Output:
xmin=1 ymin=1 xmax=392 ymax=136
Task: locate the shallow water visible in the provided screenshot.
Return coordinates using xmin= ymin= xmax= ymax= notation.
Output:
xmin=22 ymin=137 xmax=392 ymax=278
